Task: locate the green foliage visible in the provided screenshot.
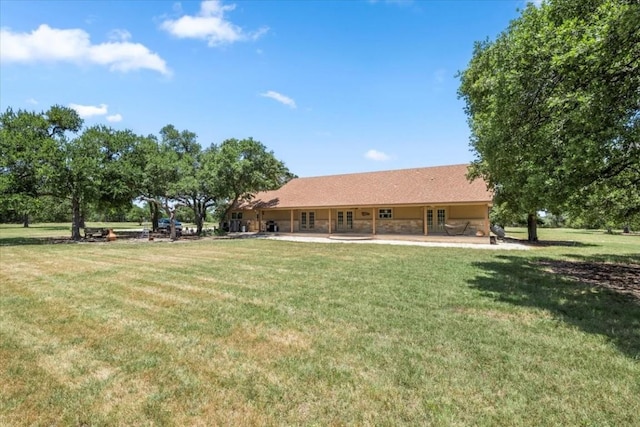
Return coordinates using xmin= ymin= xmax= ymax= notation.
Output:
xmin=31 ymin=196 xmax=72 ymax=223
xmin=2 ymin=107 xmax=291 ymax=236
xmin=212 ymin=137 xmax=295 ymax=218
xmin=175 ymin=205 xmax=195 ymax=223
xmin=564 ymin=209 xmax=640 ymax=232
xmin=0 ymin=106 xmax=83 ymax=225
xmin=1 ymin=106 xmax=146 ymax=237
xmin=139 ymin=129 xmax=294 ymax=235
xmin=49 ymin=125 xmax=143 ymax=239
xmin=0 ymin=195 xmax=71 ymax=224
xmin=161 ymin=125 xmax=212 ymax=234
xmin=540 ymin=212 xmax=567 ymax=228
xmin=489 ymin=202 xmax=524 ymax=227
xmin=458 ymin=0 xmax=640 ymax=239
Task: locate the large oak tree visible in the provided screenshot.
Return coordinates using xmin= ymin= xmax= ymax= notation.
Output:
xmin=213 ymin=137 xmax=295 ymax=221
xmin=458 ymin=0 xmax=639 ymax=240
xmin=3 ymin=107 xmax=293 ymax=239
xmin=140 ymin=127 xmax=293 ymax=237
xmin=1 ymin=106 xmax=144 ymax=239
xmin=0 ymin=105 xmax=83 ymax=227
xmin=52 ymin=125 xmax=142 ymax=240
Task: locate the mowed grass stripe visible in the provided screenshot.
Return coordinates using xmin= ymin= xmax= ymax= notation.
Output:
xmin=2 ymin=229 xmax=639 ymax=425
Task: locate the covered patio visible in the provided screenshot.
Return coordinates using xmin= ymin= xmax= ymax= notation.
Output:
xmin=229 ymin=164 xmax=494 ymax=239
xmin=227 ymin=231 xmax=493 ymax=245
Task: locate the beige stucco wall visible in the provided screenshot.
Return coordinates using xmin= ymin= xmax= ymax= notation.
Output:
xmin=448 ymin=205 xmax=486 ymax=220
xmin=444 ymin=205 xmax=488 ymax=236
xmin=261 ymin=210 xmax=291 ymax=221
xmin=388 ymin=206 xmax=422 ymax=220
xmin=236 ymin=203 xmax=489 ymax=235
xmin=315 ymin=210 xmax=329 ymax=221
xmin=355 ymin=208 xmax=373 ymax=221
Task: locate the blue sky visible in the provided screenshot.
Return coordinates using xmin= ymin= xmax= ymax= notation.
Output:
xmin=1 ymin=0 xmax=535 ymax=177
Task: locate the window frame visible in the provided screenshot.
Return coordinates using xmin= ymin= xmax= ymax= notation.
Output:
xmin=378 ymin=208 xmax=393 ymax=219
xmin=300 ymin=211 xmax=315 ymax=229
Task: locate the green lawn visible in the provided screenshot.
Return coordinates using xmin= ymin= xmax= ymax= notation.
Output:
xmin=1 ymin=225 xmax=639 ymax=425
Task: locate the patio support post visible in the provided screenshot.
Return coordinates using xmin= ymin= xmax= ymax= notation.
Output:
xmin=484 ymin=204 xmax=490 ymax=235
xmin=423 ymin=206 xmax=428 ymax=235
xmin=372 ymin=208 xmax=376 ymax=235
xmin=328 ymin=209 xmax=332 ymax=234
xmin=290 ymin=210 xmax=294 ymax=233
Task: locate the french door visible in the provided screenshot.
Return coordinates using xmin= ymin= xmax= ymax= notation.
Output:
xmin=427 ymin=209 xmax=446 ymax=233
xmin=336 ymin=210 xmax=353 ymax=231
xmin=300 ymin=211 xmax=315 ymax=230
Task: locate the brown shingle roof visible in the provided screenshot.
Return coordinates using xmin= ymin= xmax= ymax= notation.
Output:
xmin=240 ymin=164 xmax=492 ymax=209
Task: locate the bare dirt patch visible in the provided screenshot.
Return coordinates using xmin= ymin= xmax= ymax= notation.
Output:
xmin=454 ymin=307 xmax=552 ymax=324
xmin=220 ymin=324 xmax=311 ymax=360
xmin=537 ymin=260 xmax=640 ymax=301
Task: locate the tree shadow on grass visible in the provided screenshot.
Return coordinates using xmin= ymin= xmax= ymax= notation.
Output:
xmin=468 ymin=253 xmax=640 ymax=359
xmin=503 ymin=237 xmax=596 ymax=248
xmin=0 ymin=237 xmax=76 ymax=246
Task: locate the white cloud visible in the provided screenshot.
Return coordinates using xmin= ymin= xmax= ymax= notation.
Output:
xmin=0 ymin=24 xmax=170 ymax=75
xmin=108 ymin=29 xmax=132 ymax=42
xmin=26 ymin=98 xmax=38 ymax=105
xmin=69 ymin=103 xmax=123 ymax=122
xmin=106 ymin=113 xmax=123 ymax=123
xmin=260 ymin=90 xmax=296 ymax=108
xmin=88 ymin=41 xmax=168 ymax=73
xmin=160 ymin=0 xmax=268 ymax=47
xmin=69 ymin=103 xmax=108 ymax=118
xmin=365 ymin=149 xmax=391 ymax=161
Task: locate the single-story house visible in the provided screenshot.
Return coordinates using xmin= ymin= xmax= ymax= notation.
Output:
xmin=227 ymin=163 xmax=493 ymax=237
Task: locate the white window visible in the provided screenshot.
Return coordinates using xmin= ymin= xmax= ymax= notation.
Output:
xmin=378 ymin=208 xmax=393 ymax=219
xmin=231 ymin=212 xmax=243 ymax=220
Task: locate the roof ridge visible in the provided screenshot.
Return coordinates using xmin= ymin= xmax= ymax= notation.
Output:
xmin=295 ymin=163 xmax=470 ymax=180
xmin=236 ymin=163 xmax=491 ymax=210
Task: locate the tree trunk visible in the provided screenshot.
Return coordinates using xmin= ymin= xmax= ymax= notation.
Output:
xmin=22 ymin=213 xmax=29 ymax=228
xmin=527 ymin=212 xmax=538 ymax=242
xmin=169 ymin=207 xmax=177 ymax=240
xmin=196 ymin=212 xmax=204 ymax=235
xmin=71 ymin=197 xmax=82 ymax=241
xmin=194 ymin=202 xmax=204 ymax=235
xmin=149 ymin=203 xmax=159 ymax=231
xmin=142 ymin=197 xmax=179 ymax=240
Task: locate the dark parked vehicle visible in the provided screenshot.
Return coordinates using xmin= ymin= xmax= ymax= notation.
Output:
xmin=157 ymin=218 xmax=182 ymax=232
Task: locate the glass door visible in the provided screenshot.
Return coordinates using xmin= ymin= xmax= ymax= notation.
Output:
xmin=427 ymin=209 xmax=446 ymax=233
xmin=336 ymin=211 xmax=353 ymax=231
xmin=300 ymin=211 xmax=315 ymax=230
